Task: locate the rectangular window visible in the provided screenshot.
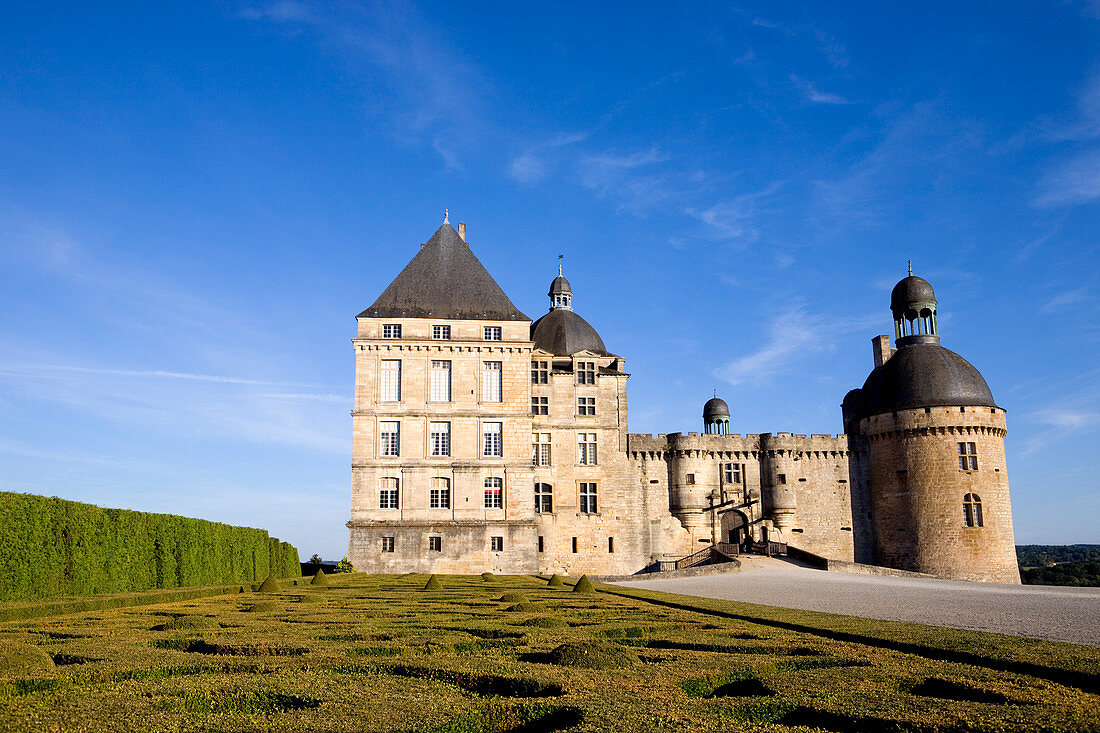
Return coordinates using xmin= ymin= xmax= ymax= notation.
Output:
xmin=777 ymin=474 xmax=787 ymax=485
xmin=382 ymin=324 xmax=401 ymax=339
xmin=723 ymin=463 xmax=742 ymax=484
xmin=490 ymin=536 xmax=504 ymax=551
xmin=380 ymin=360 xmax=401 ymax=402
xmin=578 ymin=433 xmax=597 ymax=465
xmin=483 ymin=422 xmax=503 ymax=457
xmin=430 ymin=360 xmax=451 ymax=402
xmin=432 ymin=325 xmax=450 ymax=340
xmin=429 ymin=478 xmax=450 ymax=509
xmin=429 ymin=422 xmax=450 ymax=457
xmin=381 ymin=536 xmax=395 ymax=552
xmin=428 ymin=536 xmax=442 ymax=552
xmin=571 ymin=537 xmax=578 ymax=553
xmin=686 ymin=473 xmax=695 ymax=484
xmin=482 ymin=361 xmax=502 ymax=402
xmin=577 ymin=361 xmax=596 ymax=384
xmin=532 ymin=433 xmax=551 ymax=466
xmin=578 ymin=397 xmax=596 ymax=416
xmin=537 ymin=535 xmax=544 ymax=553
xmin=531 ymin=360 xmax=548 ymax=384
xmin=380 ymin=422 xmax=400 ymax=457
xmin=535 ymin=483 xmax=553 ymax=513
xmin=484 ymin=326 xmax=502 ymax=341
xmin=531 ymin=396 xmax=548 ymax=415
xmin=608 ymin=537 xmax=614 ymax=554
xmin=958 ymin=442 xmax=978 ymax=471
xmin=579 ymin=482 xmax=598 ymax=513
xmin=379 ymin=477 xmax=399 ymax=509
xmin=484 ymin=477 xmax=503 ymax=508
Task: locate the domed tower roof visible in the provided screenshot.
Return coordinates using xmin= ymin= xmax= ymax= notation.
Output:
xmin=891 ymin=275 xmax=936 ymax=314
xmin=531 ymin=265 xmax=608 ymax=356
xmin=703 ymin=391 xmax=731 ymax=434
xmin=703 ymin=396 xmax=730 ymax=418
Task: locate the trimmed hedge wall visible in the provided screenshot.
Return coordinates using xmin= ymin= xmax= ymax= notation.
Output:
xmin=0 ymin=492 xmax=300 ymax=601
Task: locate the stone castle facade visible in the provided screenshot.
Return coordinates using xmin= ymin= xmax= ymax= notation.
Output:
xmin=347 ymin=221 xmax=1020 ymax=583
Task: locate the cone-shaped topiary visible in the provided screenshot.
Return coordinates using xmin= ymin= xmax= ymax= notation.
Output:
xmin=422 ymin=574 xmax=443 ymax=591
xmin=311 ymin=570 xmax=328 ymax=586
xmin=256 ymin=574 xmax=281 ymax=593
xmin=572 ymin=575 xmax=596 ymax=593
xmin=247 ymin=600 xmax=280 ymax=613
xmin=547 ymin=574 xmax=565 ymax=588
xmin=480 ymin=572 xmax=495 ymax=581
xmin=0 ymin=641 xmax=55 ymax=676
xmin=497 ymin=592 xmax=528 ymax=603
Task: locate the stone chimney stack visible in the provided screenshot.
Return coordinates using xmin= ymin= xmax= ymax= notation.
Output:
xmin=872 ymin=335 xmax=894 ymax=368
xmin=457 ymin=222 xmax=466 ymax=242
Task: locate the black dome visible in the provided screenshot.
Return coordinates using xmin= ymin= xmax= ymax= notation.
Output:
xmin=549 ymin=275 xmax=572 ymax=296
xmin=531 ymin=309 xmax=607 ymax=356
xmin=703 ymin=397 xmax=730 ymax=419
xmin=891 ymin=275 xmax=936 ymax=313
xmin=859 ymin=343 xmax=997 ymax=416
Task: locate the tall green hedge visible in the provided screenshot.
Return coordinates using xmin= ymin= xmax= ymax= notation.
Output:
xmin=0 ymin=492 xmax=300 ymax=602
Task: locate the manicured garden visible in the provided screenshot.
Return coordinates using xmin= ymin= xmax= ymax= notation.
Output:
xmin=1 ymin=572 xmax=1097 ymax=732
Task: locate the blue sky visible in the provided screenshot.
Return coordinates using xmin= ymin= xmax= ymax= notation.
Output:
xmin=2 ymin=2 xmax=1098 ymax=559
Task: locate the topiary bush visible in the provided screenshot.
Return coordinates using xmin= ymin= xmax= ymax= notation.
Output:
xmin=0 ymin=641 xmax=56 ymax=676
xmin=572 ymin=575 xmax=596 ymax=593
xmin=247 ymin=600 xmax=280 ymax=613
xmin=481 ymin=572 xmax=495 ymax=581
xmin=548 ymin=641 xmax=636 ymax=669
xmin=256 ymin=574 xmax=281 ymax=593
xmin=334 ymin=557 xmax=354 ymax=573
xmin=520 ymin=616 xmax=569 ymax=628
xmin=422 ymin=575 xmax=443 ymax=591
xmin=498 ymin=592 xmax=528 ymax=603
xmin=310 ymin=570 xmax=328 ymax=586
xmin=546 ymin=574 xmax=565 ymax=588
xmin=505 ymin=602 xmax=541 ymax=613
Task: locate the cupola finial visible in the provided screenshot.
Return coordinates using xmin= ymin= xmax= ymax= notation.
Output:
xmin=443 ymin=208 xmax=449 ymax=224
xmin=558 ymin=253 xmax=563 ymax=276
xmin=908 ymin=260 xmax=912 ymax=276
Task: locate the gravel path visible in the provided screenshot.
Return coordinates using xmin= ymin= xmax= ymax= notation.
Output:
xmin=610 ymin=555 xmax=1100 ymax=647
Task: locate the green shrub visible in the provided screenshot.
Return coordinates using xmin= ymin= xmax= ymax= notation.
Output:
xmin=505 ymin=602 xmax=541 ymax=613
xmin=256 ymin=575 xmax=281 ymax=593
xmin=480 ymin=572 xmax=495 ymax=581
xmin=547 ymin=641 xmax=636 ymax=669
xmin=334 ymin=558 xmax=354 ymax=573
xmin=247 ymin=600 xmax=281 ymax=613
xmin=0 ymin=641 xmax=56 ymax=676
xmin=546 ymin=574 xmax=565 ymax=588
xmin=422 ymin=575 xmax=443 ymax=591
xmin=497 ymin=592 xmax=528 ymax=603
xmin=520 ymin=616 xmax=568 ymax=628
xmin=310 ymin=570 xmax=328 ymax=586
xmin=572 ymin=575 xmax=596 ymax=593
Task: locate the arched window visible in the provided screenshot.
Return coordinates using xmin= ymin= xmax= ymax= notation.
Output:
xmin=963 ymin=493 xmax=983 ymax=527
xmin=535 ymin=483 xmax=553 ymax=513
xmin=379 ymin=477 xmax=399 ymax=509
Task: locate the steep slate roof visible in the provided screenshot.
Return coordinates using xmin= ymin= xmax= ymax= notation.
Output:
xmin=359 ymin=223 xmax=529 ymax=321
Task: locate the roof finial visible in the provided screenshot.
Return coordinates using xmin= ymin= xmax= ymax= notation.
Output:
xmin=714 ymin=388 xmax=718 ymax=398
xmin=558 ymin=253 xmax=563 ymax=276
xmin=444 ymin=208 xmax=449 ymax=224
xmin=907 ymin=259 xmax=912 ymax=276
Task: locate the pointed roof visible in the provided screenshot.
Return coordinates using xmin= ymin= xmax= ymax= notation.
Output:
xmin=359 ymin=223 xmax=529 ymax=321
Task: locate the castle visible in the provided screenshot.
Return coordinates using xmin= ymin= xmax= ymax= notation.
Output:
xmin=347 ymin=220 xmax=1020 ymax=583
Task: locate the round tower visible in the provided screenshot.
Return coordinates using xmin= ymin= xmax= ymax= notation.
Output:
xmin=855 ymin=271 xmax=1019 ymax=583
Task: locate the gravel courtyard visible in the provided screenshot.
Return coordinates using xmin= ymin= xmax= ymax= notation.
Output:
xmin=610 ymin=555 xmax=1100 ymax=647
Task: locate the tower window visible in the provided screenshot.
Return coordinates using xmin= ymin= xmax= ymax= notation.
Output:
xmin=608 ymin=537 xmax=614 ymax=554
xmin=380 ymin=360 xmax=401 ymax=402
xmin=777 ymin=474 xmax=787 ymax=485
xmin=958 ymin=442 xmax=978 ymax=471
xmin=380 ymin=422 xmax=400 ymax=457
xmin=531 ymin=360 xmax=548 ymax=384
xmin=531 ymin=396 xmax=549 ymax=415
xmin=482 ymin=361 xmax=502 ymax=402
xmin=381 ymin=536 xmax=395 ymax=552
xmin=578 ymin=397 xmax=596 ymax=416
xmin=428 ymin=536 xmax=442 ymax=552
xmin=579 ymin=482 xmax=598 ymax=513
xmin=535 ymin=483 xmax=553 ymax=513
xmin=963 ymin=493 xmax=983 ymax=527
xmin=537 ymin=535 xmax=544 ymax=553
xmin=484 ymin=326 xmax=502 ymax=341
xmin=577 ymin=361 xmax=596 ymax=384
xmin=432 ymin=325 xmax=450 ymax=340
xmin=686 ymin=473 xmax=695 ymax=484
xmin=484 ymin=477 xmax=503 ymax=508
xmin=382 ymin=324 xmax=401 ymax=339
xmin=430 ymin=360 xmax=452 ymax=402
xmin=723 ymin=463 xmax=742 ymax=484
xmin=429 ymin=478 xmax=450 ymax=509
xmin=532 ymin=432 xmax=552 ymax=466
xmin=490 ymin=536 xmax=504 ymax=552
xmin=577 ymin=433 xmax=598 ymax=465
xmin=379 ymin=477 xmax=399 ymax=509
xmin=483 ymin=422 xmax=503 ymax=457
xmin=571 ymin=537 xmax=578 ymax=553
xmin=429 ymin=422 xmax=450 ymax=457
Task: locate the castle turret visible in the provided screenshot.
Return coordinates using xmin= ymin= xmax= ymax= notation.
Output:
xmin=854 ymin=271 xmax=1019 ymax=583
xmin=703 ymin=393 xmax=730 ymax=435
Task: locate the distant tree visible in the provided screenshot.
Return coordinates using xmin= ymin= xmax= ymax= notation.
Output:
xmin=309 ymin=553 xmax=323 ymax=565
xmin=335 ymin=557 xmax=354 ymax=574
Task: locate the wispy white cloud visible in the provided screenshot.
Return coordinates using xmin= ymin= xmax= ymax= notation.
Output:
xmin=686 ymin=182 xmax=783 ymax=242
xmin=508 ymin=131 xmax=588 ymax=184
xmin=1040 ymin=287 xmax=1089 ymax=314
xmin=1033 ymin=150 xmax=1100 ymax=207
xmin=0 ymin=364 xmax=309 ymax=387
xmin=791 ymin=75 xmax=849 ymax=105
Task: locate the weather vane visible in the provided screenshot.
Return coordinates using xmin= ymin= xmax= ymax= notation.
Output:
xmin=558 ymin=253 xmax=563 ymax=276
xmin=908 ymin=259 xmax=913 ymax=276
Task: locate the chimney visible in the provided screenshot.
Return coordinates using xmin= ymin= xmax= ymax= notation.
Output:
xmin=872 ymin=335 xmax=894 ymax=368
xmin=457 ymin=222 xmax=466 ymax=242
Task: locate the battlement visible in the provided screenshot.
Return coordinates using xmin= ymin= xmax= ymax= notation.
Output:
xmin=627 ymin=431 xmax=849 ymax=455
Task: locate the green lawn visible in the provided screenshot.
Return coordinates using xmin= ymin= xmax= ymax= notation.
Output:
xmin=1 ymin=573 xmax=1098 ymax=732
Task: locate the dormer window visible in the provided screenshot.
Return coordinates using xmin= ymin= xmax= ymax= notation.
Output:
xmin=382 ymin=324 xmax=401 ymax=339
xmin=432 ymin=325 xmax=450 ymax=340
xmin=577 ymin=361 xmax=596 ymax=385
xmin=484 ymin=326 xmax=502 ymax=341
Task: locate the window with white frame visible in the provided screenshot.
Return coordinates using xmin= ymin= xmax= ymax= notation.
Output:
xmin=579 ymin=482 xmax=598 ymax=513
xmin=490 ymin=536 xmax=504 ymax=551
xmin=531 ymin=360 xmax=548 ymax=384
xmin=578 ymin=397 xmax=596 ymax=416
xmin=535 ymin=483 xmax=553 ymax=513
xmin=532 ymin=432 xmax=551 ymax=466
xmin=380 ymin=422 xmax=400 ymax=457
xmin=963 ymin=493 xmax=983 ymax=527
xmin=429 ymin=477 xmax=451 ymax=509
xmin=430 ymin=360 xmax=451 ymax=402
xmin=531 ymin=396 xmax=548 ymax=415
xmin=577 ymin=361 xmax=596 ymax=384
xmin=380 ymin=360 xmax=401 ymax=402
xmin=484 ymin=477 xmax=503 ymax=508
xmin=577 ymin=432 xmax=597 ymax=465
xmin=379 ymin=478 xmax=399 ymax=509
xmin=381 ymin=536 xmax=395 ymax=552
xmin=429 ymin=422 xmax=450 ymax=457
xmin=382 ymin=324 xmax=401 ymax=339
xmin=484 ymin=326 xmax=502 ymax=341
xmin=958 ymin=442 xmax=978 ymax=471
xmin=482 ymin=361 xmax=502 ymax=402
xmin=428 ymin=535 xmax=442 ymax=551
xmin=432 ymin=325 xmax=450 ymax=340
xmin=483 ymin=422 xmax=503 ymax=457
